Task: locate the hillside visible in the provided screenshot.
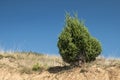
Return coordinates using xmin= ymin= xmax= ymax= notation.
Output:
xmin=0 ymin=52 xmax=120 ymax=80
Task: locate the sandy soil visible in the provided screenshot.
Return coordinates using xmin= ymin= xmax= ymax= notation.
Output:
xmin=0 ymin=53 xmax=120 ymax=80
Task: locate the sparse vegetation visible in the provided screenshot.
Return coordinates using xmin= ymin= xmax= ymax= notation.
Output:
xmin=58 ymin=13 xmax=102 ymax=66
xmin=32 ymin=63 xmax=42 ymax=71
xmin=0 ymin=51 xmax=120 ymax=80
xmin=0 ymin=54 xmax=3 ymax=59
xmin=20 ymin=66 xmax=32 ymax=74
xmin=80 ymin=68 xmax=88 ymax=73
xmin=0 ymin=51 xmax=64 ymax=73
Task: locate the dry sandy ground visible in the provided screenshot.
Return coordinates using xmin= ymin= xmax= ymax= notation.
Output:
xmin=0 ymin=65 xmax=120 ymax=80
xmin=0 ymin=52 xmax=120 ymax=80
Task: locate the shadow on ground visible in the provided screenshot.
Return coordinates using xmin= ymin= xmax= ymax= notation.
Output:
xmin=48 ymin=66 xmax=72 ymax=73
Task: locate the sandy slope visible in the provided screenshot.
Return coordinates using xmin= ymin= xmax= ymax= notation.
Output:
xmin=0 ymin=65 xmax=120 ymax=80
xmin=0 ymin=52 xmax=120 ymax=80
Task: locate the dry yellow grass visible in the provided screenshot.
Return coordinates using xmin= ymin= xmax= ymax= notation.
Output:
xmin=0 ymin=52 xmax=120 ymax=80
xmin=0 ymin=51 xmax=64 ymax=73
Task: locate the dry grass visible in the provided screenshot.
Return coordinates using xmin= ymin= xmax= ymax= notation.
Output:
xmin=0 ymin=52 xmax=120 ymax=80
xmin=0 ymin=51 xmax=65 ymax=74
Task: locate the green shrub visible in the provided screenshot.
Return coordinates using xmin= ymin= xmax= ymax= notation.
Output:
xmin=57 ymin=13 xmax=102 ymax=66
xmin=32 ymin=63 xmax=42 ymax=71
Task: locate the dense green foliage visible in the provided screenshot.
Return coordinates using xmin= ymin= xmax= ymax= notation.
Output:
xmin=57 ymin=13 xmax=102 ymax=66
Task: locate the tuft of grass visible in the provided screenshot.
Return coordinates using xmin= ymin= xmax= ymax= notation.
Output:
xmin=80 ymin=68 xmax=88 ymax=73
xmin=20 ymin=67 xmax=33 ymax=74
xmin=4 ymin=55 xmax=16 ymax=59
xmin=32 ymin=63 xmax=44 ymax=72
xmin=0 ymin=54 xmax=3 ymax=59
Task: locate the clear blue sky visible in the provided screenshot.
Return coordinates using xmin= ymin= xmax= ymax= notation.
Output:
xmin=0 ymin=0 xmax=120 ymax=57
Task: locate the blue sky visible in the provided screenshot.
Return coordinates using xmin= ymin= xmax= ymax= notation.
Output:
xmin=0 ymin=0 xmax=120 ymax=57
